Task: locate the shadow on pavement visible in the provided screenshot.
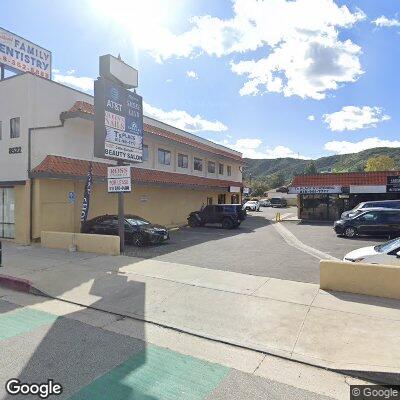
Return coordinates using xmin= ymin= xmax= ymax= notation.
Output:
xmin=125 ymin=213 xmax=270 ymax=259
xmin=0 ymin=268 xmax=153 ymax=399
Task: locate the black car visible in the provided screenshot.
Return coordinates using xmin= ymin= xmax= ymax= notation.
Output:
xmin=187 ymin=204 xmax=246 ymax=229
xmin=270 ymin=197 xmax=287 ymax=208
xmin=334 ymin=209 xmax=400 ymax=238
xmin=82 ymin=214 xmax=170 ymax=246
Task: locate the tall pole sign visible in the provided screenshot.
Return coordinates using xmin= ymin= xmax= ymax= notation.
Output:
xmin=94 ymin=54 xmax=143 ymax=253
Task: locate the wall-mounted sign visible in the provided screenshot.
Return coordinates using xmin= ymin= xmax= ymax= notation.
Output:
xmin=288 ymin=186 xmax=342 ymax=194
xmin=68 ymin=191 xmax=76 ymax=204
xmin=229 ymin=186 xmax=241 ymax=193
xmin=107 ymin=165 xmax=131 ymax=193
xmin=243 ymin=187 xmax=250 ymax=195
xmin=387 ymin=176 xmax=400 ymax=193
xmin=0 ymin=27 xmax=52 ymax=79
xmin=94 ymin=77 xmax=143 ymax=163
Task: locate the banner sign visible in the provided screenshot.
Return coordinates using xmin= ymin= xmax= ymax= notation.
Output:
xmin=0 ymin=27 xmax=52 ymax=79
xmin=288 ymin=186 xmax=342 ymax=194
xmin=387 ymin=176 xmax=400 ymax=193
xmin=94 ymin=78 xmax=143 ymax=163
xmin=107 ymin=165 xmax=131 ymax=193
xmin=80 ymin=163 xmax=93 ymax=227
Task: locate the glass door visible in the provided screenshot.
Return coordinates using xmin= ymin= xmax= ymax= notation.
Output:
xmin=0 ymin=188 xmax=15 ymax=239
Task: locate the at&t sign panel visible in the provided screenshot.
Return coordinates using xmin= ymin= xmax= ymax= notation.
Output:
xmin=94 ymin=78 xmax=143 ymax=163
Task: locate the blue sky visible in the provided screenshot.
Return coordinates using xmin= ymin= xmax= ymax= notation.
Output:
xmin=2 ymin=0 xmax=400 ymax=159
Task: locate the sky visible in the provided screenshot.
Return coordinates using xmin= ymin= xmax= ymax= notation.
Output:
xmin=2 ymin=0 xmax=400 ymax=160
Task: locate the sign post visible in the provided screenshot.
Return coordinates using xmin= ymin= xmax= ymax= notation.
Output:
xmin=94 ymin=55 xmax=142 ymax=254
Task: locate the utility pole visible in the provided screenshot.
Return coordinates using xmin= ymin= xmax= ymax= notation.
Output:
xmin=117 ymin=161 xmax=125 ymax=253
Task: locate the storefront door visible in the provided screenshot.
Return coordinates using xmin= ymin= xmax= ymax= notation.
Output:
xmin=0 ymin=188 xmax=15 ymax=239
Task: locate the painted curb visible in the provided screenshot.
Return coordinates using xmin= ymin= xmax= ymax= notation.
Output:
xmin=0 ymin=274 xmax=43 ymax=294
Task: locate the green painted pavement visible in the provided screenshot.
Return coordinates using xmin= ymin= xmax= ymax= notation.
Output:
xmin=69 ymin=344 xmax=230 ymax=400
xmin=0 ymin=308 xmax=58 ymax=340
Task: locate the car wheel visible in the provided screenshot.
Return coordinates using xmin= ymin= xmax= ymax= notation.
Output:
xmin=133 ymin=233 xmax=146 ymax=247
xmin=188 ymin=217 xmax=200 ymax=227
xmin=222 ymin=218 xmax=234 ymax=229
xmin=344 ymin=227 xmax=357 ymax=238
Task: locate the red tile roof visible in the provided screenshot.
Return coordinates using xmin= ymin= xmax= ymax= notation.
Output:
xmin=68 ymin=101 xmax=243 ymax=162
xmin=31 ymin=155 xmax=243 ymax=190
xmin=291 ymin=171 xmax=400 ymax=186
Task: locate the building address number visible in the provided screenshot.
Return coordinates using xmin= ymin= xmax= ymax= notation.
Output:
xmin=9 ymin=146 xmax=22 ymax=154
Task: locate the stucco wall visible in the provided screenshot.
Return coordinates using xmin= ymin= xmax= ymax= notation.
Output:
xmin=32 ymin=178 xmax=234 ymax=239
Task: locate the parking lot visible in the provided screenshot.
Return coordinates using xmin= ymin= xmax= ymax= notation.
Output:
xmin=126 ymin=206 xmax=386 ymax=284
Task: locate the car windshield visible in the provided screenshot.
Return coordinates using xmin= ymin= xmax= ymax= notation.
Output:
xmin=374 ymin=237 xmax=400 ymax=253
xmin=126 ymin=218 xmax=150 ymax=226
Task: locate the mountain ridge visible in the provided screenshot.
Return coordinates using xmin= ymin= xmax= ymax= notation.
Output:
xmin=243 ymin=147 xmax=400 ymax=185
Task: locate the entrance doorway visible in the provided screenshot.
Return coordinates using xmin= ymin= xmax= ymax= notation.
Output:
xmin=0 ymin=187 xmax=15 ymax=238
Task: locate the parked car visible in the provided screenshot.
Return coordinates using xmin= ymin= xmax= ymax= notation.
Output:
xmin=334 ymin=209 xmax=400 ymax=238
xmin=243 ymin=200 xmax=260 ymax=211
xmin=259 ymin=198 xmax=271 ymax=207
xmin=187 ymin=204 xmax=246 ymax=229
xmin=82 ymin=214 xmax=170 ymax=246
xmin=270 ymin=197 xmax=287 ymax=208
xmin=343 ymin=237 xmax=400 ymax=264
xmin=341 ymin=200 xmax=400 ymax=219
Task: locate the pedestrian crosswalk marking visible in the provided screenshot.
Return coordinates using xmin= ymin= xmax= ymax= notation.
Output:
xmin=69 ymin=344 xmax=229 ymax=400
xmin=0 ymin=307 xmax=58 ymax=340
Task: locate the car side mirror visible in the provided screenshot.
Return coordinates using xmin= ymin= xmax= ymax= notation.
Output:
xmin=396 ymin=251 xmax=400 ymax=259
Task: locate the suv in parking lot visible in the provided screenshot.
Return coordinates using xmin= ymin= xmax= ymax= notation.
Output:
xmin=334 ymin=209 xmax=400 ymax=238
xmin=341 ymin=200 xmax=400 ymax=219
xmin=270 ymin=197 xmax=287 ymax=208
xmin=188 ymin=204 xmax=246 ymax=229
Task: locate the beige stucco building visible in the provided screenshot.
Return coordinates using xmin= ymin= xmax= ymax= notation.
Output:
xmin=0 ymin=73 xmax=243 ymax=244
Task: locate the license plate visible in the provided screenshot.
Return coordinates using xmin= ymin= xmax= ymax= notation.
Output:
xmin=163 ymin=234 xmax=168 ymax=239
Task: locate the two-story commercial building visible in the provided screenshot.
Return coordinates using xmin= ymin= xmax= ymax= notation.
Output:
xmin=0 ymin=73 xmax=243 ymax=244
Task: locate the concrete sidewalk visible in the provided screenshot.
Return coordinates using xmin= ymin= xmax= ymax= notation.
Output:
xmin=2 ymin=241 xmax=400 ymax=379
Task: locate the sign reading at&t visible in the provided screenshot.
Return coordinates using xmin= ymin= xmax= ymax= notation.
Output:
xmin=94 ymin=78 xmax=143 ymax=163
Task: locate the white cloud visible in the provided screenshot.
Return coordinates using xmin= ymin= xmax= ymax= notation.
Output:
xmin=91 ymin=0 xmax=365 ymax=100
xmin=53 ymin=71 xmax=94 ymax=93
xmin=372 ymin=16 xmax=400 ymax=28
xmin=143 ymin=102 xmax=227 ymax=133
xmin=53 ymin=70 xmax=224 ymax=133
xmin=307 ymin=115 xmax=315 ymax=121
xmin=186 ymin=70 xmax=198 ymax=79
xmin=324 ymin=137 xmax=400 ymax=155
xmin=213 ymin=138 xmax=310 ymax=159
xmin=323 ymin=106 xmax=390 ymax=131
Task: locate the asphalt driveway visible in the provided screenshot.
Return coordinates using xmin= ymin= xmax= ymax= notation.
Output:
xmin=125 ymin=207 xmax=388 ymax=284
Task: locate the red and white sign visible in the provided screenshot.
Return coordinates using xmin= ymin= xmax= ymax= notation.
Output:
xmin=107 ymin=166 xmax=131 ymax=192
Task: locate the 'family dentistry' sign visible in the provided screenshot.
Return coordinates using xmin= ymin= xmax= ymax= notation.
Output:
xmin=0 ymin=27 xmax=52 ymax=79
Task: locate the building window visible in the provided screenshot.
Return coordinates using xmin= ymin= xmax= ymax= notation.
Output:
xmin=143 ymin=145 xmax=149 ymax=161
xmin=207 ymin=197 xmax=213 ymax=205
xmin=227 ymin=166 xmax=232 ymax=176
xmin=218 ymin=194 xmax=226 ymax=204
xmin=158 ymin=148 xmax=171 ymax=165
xmin=194 ymin=157 xmax=203 ymax=171
xmin=178 ymin=153 xmax=188 ymax=168
xmin=219 ymin=163 xmax=224 ymax=175
xmin=10 ymin=117 xmax=20 ymax=139
xmin=208 ymin=161 xmax=215 ymax=173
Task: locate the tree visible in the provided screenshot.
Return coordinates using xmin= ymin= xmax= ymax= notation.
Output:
xmin=249 ymin=180 xmax=269 ymax=196
xmin=268 ymin=173 xmax=285 ymax=189
xmin=365 ymin=155 xmax=396 ymax=172
xmin=304 ymin=161 xmax=317 ymax=175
